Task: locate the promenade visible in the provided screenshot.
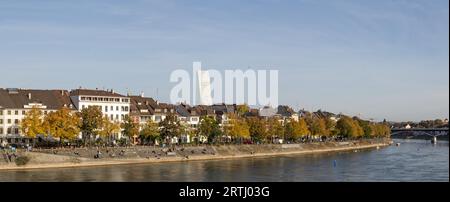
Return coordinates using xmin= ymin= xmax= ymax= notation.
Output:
xmin=0 ymin=139 xmax=392 ymax=170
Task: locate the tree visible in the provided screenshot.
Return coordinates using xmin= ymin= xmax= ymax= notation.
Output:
xmin=121 ymin=116 xmax=139 ymax=144
xmin=371 ymin=123 xmax=391 ymax=138
xmin=310 ymin=117 xmax=329 ymax=137
xmin=198 ymin=116 xmax=222 ymax=143
xmin=139 ymin=119 xmax=160 ymax=144
xmin=159 ymin=114 xmax=183 ymax=144
xmin=43 ymin=107 xmax=80 ymax=145
xmin=284 ymin=121 xmax=295 ymax=141
xmin=247 ymin=117 xmax=267 ymax=143
xmin=355 ymin=118 xmax=373 ymax=138
xmin=266 ymin=117 xmax=284 ymax=142
xmin=20 ymin=107 xmax=45 ymax=138
xmin=284 ymin=119 xmax=309 ymax=142
xmin=225 ymin=114 xmax=250 ymax=142
xmin=336 ymin=116 xmax=364 ymax=138
xmin=99 ymin=117 xmax=121 ymax=144
xmin=236 ymin=104 xmax=249 ymax=117
xmin=297 ymin=118 xmax=310 ymax=138
xmin=79 ymin=106 xmax=103 ymax=146
xmin=325 ymin=118 xmax=338 ymax=137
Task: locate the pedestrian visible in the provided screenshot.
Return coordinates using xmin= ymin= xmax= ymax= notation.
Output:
xmin=7 ymin=152 xmax=11 ymax=162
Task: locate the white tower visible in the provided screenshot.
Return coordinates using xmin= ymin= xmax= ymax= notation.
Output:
xmin=197 ymin=70 xmax=213 ymax=105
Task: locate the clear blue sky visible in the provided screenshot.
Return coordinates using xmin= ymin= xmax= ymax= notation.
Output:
xmin=0 ymin=0 xmax=448 ymax=122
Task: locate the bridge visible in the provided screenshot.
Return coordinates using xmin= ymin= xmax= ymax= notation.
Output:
xmin=390 ymin=128 xmax=449 ymax=143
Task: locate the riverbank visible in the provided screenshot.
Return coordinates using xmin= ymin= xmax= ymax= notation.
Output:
xmin=0 ymin=139 xmax=392 ymax=170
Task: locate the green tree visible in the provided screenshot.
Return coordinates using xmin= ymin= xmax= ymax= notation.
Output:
xmin=198 ymin=116 xmax=222 ymax=143
xmin=336 ymin=116 xmax=364 ymax=138
xmin=79 ymin=106 xmax=103 ymax=146
xmin=20 ymin=107 xmax=45 ymax=138
xmin=355 ymin=118 xmax=373 ymax=138
xmin=247 ymin=117 xmax=267 ymax=143
xmin=159 ymin=114 xmax=183 ymax=144
xmin=139 ymin=119 xmax=160 ymax=144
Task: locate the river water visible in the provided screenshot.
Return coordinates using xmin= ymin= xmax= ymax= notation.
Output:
xmin=0 ymin=139 xmax=448 ymax=182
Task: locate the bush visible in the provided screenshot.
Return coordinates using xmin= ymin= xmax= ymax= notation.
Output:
xmin=15 ymin=156 xmax=30 ymax=166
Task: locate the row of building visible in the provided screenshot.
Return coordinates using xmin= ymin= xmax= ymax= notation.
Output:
xmin=0 ymin=87 xmax=338 ymax=144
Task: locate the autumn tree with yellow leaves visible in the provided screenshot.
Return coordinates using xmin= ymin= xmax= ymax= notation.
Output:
xmin=20 ymin=107 xmax=45 ymax=138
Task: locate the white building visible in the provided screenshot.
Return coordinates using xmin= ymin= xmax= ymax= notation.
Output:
xmin=197 ymin=70 xmax=213 ymax=106
xmin=0 ymin=88 xmax=75 ymax=144
xmin=70 ymin=89 xmax=130 ymax=139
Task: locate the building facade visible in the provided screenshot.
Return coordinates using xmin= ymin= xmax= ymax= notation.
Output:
xmin=69 ymin=89 xmax=130 ymax=139
xmin=0 ymin=88 xmax=75 ymax=144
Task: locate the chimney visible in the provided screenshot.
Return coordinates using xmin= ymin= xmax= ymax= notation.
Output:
xmin=60 ymin=90 xmax=64 ymax=96
xmin=140 ymin=91 xmax=144 ymax=97
xmin=28 ymin=93 xmax=31 ymax=100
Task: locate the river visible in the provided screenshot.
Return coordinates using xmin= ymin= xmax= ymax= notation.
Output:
xmin=0 ymin=139 xmax=448 ymax=182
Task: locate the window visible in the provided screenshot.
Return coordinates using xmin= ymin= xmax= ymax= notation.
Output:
xmin=116 ymin=106 xmax=119 ymax=111
xmin=7 ymin=119 xmax=11 ymax=124
xmin=110 ymin=115 xmax=114 ymax=120
xmin=7 ymin=127 xmax=11 ymax=134
xmin=14 ymin=110 xmax=18 ymax=115
xmin=7 ymin=110 xmax=11 ymax=115
xmin=115 ymin=98 xmax=120 ymax=102
xmin=22 ymin=110 xmax=25 ymax=115
xmin=14 ymin=119 xmax=19 ymax=124
xmin=81 ymin=105 xmax=85 ymax=109
xmin=116 ymin=115 xmax=119 ymax=120
xmin=14 ymin=128 xmax=19 ymax=134
xmin=105 ymin=106 xmax=108 ymax=112
xmin=110 ymin=106 xmax=113 ymax=111
xmin=0 ymin=119 xmax=2 ymax=124
xmin=0 ymin=111 xmax=3 ymax=115
xmin=44 ymin=111 xmax=48 ymax=115
xmin=0 ymin=128 xmax=3 ymax=134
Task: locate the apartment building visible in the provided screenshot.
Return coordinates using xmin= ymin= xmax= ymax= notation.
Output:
xmin=0 ymin=88 xmax=75 ymax=144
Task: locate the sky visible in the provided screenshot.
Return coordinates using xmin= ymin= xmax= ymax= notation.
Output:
xmin=0 ymin=0 xmax=448 ymax=122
